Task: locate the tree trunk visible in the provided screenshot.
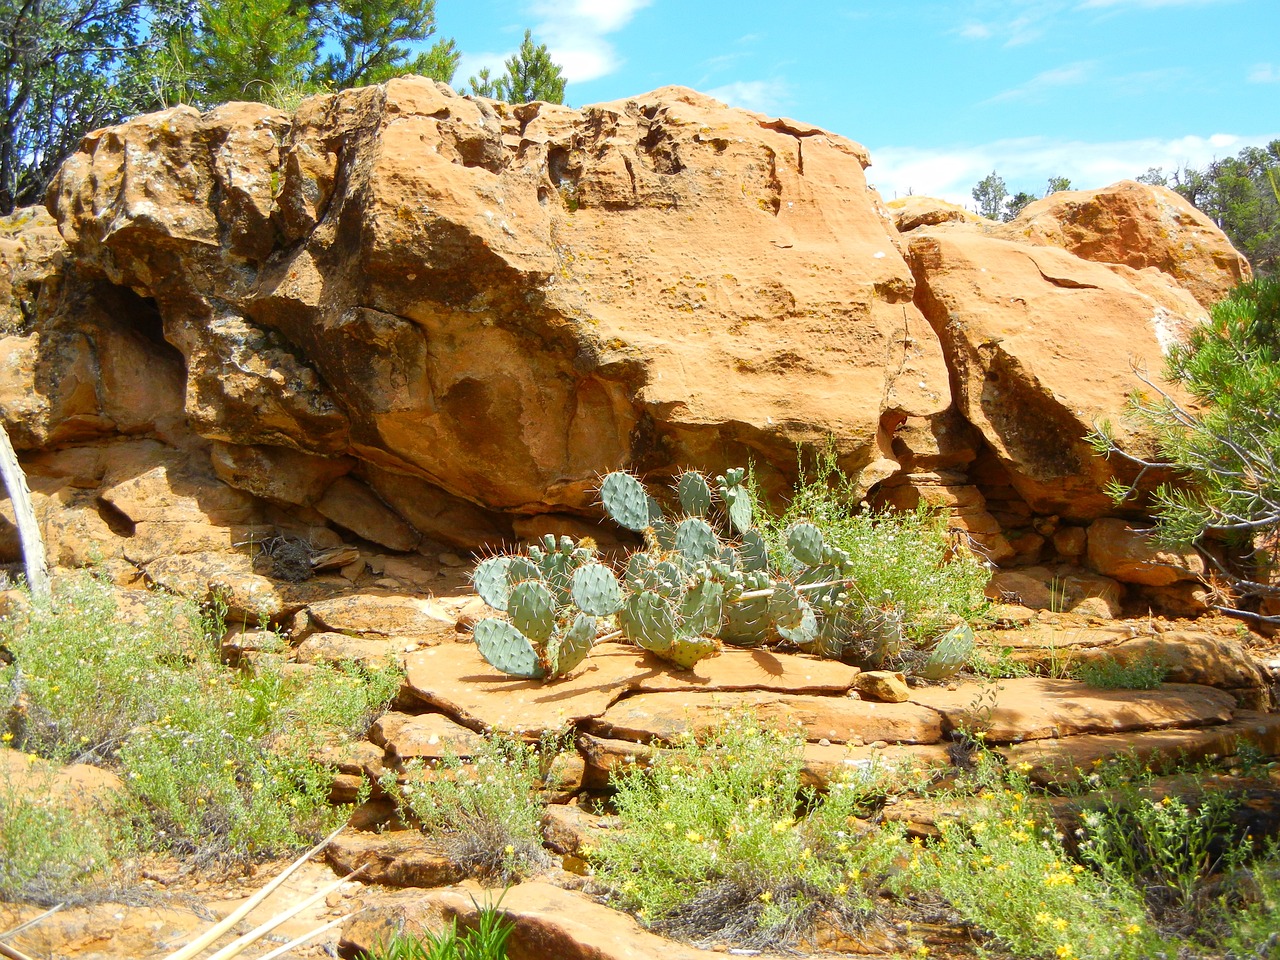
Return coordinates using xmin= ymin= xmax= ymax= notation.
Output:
xmin=0 ymin=421 xmax=48 ymax=600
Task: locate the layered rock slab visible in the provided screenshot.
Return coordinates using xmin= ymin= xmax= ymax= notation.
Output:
xmin=403 ymin=643 xmax=859 ymax=735
xmin=910 ymin=677 xmax=1236 ymax=742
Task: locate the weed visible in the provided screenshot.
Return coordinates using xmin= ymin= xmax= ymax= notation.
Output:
xmin=1077 ymin=787 xmax=1251 ymax=924
xmin=1073 ymin=651 xmax=1169 ymax=690
xmin=365 ymin=902 xmax=513 ymax=960
xmin=593 ymin=713 xmax=904 ymax=950
xmin=968 ymin=643 xmax=1032 ymax=680
xmin=896 ymin=777 xmax=1159 ymax=960
xmin=388 ymin=735 xmax=552 ymax=883
xmin=0 ymin=772 xmax=122 ymax=903
xmin=0 ymin=572 xmax=400 ymax=871
xmin=759 ymin=444 xmax=991 ymax=650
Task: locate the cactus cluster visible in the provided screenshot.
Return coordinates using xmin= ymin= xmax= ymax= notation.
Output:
xmin=471 ymin=534 xmax=623 ymax=679
xmin=469 ymin=468 xmax=973 ymax=681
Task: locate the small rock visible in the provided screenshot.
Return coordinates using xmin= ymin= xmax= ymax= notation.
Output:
xmin=438 ymin=552 xmax=466 ymax=568
xmin=854 ymin=670 xmax=911 ymax=703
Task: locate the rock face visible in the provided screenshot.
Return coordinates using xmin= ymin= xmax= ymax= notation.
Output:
xmin=0 ymin=81 xmax=1255 ymax=594
xmin=45 ymin=81 xmax=948 ymax=521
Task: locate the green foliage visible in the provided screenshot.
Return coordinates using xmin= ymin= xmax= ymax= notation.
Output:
xmin=1078 ymin=788 xmax=1252 ymax=923
xmin=1164 ymin=141 xmax=1280 ymax=276
xmin=594 ymin=714 xmax=905 ymax=949
xmin=387 ymin=734 xmax=552 ymax=883
xmin=1047 ymin=175 xmax=1072 ymax=194
xmin=364 ymin=905 xmax=512 ymax=960
xmin=972 ymin=170 xmax=1008 ymax=220
xmin=0 ymin=0 xmax=164 ymax=210
xmin=1004 ymin=190 xmax=1038 ymax=221
xmin=900 ymin=780 xmax=1158 ymax=960
xmin=1072 ymin=651 xmax=1168 ymax=690
xmin=318 ymin=0 xmax=460 ymax=89
xmin=762 ymin=448 xmax=990 ymax=651
xmin=0 ymin=773 xmax=122 ymax=902
xmin=0 ymin=573 xmax=399 ymax=867
xmin=1094 ymin=276 xmax=1280 ymax=616
xmin=468 ymin=29 xmax=565 ymax=104
xmin=187 ymin=0 xmax=318 ymax=106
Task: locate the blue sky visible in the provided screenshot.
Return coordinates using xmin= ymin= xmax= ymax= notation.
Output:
xmin=434 ymin=0 xmax=1279 ymax=206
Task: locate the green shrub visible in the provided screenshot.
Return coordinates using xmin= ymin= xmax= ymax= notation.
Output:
xmin=593 ymin=713 xmax=904 ymax=949
xmin=1072 ymin=652 xmax=1168 ymax=690
xmin=1078 ymin=788 xmax=1251 ymax=922
xmin=0 ymin=773 xmax=123 ymax=903
xmin=897 ymin=778 xmax=1158 ymax=960
xmin=388 ymin=734 xmax=552 ymax=883
xmin=759 ymin=448 xmax=991 ymax=650
xmin=1 ymin=573 xmax=400 ymax=867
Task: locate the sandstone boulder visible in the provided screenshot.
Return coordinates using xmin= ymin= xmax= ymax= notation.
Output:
xmin=907 ymin=230 xmax=1207 ymax=519
xmin=1086 ymin=517 xmax=1206 ymax=586
xmin=998 ymin=180 xmax=1251 ymax=309
xmin=47 ymin=82 xmax=950 ymax=524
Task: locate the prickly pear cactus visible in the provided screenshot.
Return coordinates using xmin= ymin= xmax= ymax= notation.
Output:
xmin=676 ymin=470 xmax=713 ymax=517
xmin=722 ymin=571 xmax=774 ymax=648
xmin=600 ymin=471 xmax=662 ymax=532
xmin=916 ymin=622 xmax=974 ymax=681
xmin=470 ymin=536 xmax=607 ymax=680
xmin=675 ymin=517 xmax=720 ymax=564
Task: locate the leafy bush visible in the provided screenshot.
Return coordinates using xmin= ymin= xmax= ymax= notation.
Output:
xmin=760 ymin=449 xmax=991 ymax=648
xmin=387 ymin=735 xmax=552 ymax=883
xmin=593 ymin=713 xmax=904 ymax=949
xmin=1072 ymin=652 xmax=1168 ymax=690
xmin=1094 ymin=276 xmax=1280 ymax=622
xmin=1 ymin=573 xmax=399 ymax=867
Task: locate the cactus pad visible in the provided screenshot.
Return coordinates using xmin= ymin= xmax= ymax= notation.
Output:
xmin=786 ymin=522 xmax=827 ymax=566
xmin=678 ymin=577 xmax=725 ymax=636
xmin=508 ymin=580 xmax=557 ymax=642
xmin=675 ymin=517 xmax=720 ymax=563
xmin=676 ymin=470 xmax=713 ymax=517
xmin=619 ymin=590 xmax=677 ymax=652
xmin=571 ymin=562 xmax=623 ymax=616
xmin=917 ymin=622 xmax=974 ymax=680
xmin=474 ymin=619 xmax=546 ymax=679
xmin=549 ymin=613 xmax=596 ymax=676
xmin=472 ymin=556 xmax=514 ymax=611
xmin=601 ymin=471 xmax=661 ymax=532
xmin=717 ymin=471 xmax=753 ymax=534
xmin=665 ymin=633 xmax=720 ymax=670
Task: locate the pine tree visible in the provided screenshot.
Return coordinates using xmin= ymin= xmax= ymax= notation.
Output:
xmin=469 ymin=29 xmax=565 ymax=104
xmin=971 ymin=171 xmax=1007 ymax=220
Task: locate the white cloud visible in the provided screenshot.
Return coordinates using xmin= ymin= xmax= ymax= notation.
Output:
xmin=705 ymin=80 xmax=792 ymax=116
xmin=958 ymin=22 xmax=993 ymax=38
xmin=867 ymin=132 xmax=1280 ymax=207
xmin=1250 ymin=63 xmax=1280 ymax=83
xmin=528 ymin=0 xmax=651 ymax=82
xmin=985 ymin=61 xmax=1094 ymax=102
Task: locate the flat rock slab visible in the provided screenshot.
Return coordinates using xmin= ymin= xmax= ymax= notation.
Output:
xmin=575 ymin=732 xmax=951 ymax=792
xmin=909 ymin=677 xmax=1236 ymax=743
xmin=341 ymin=880 xmax=859 ymax=960
xmin=404 ymin=643 xmax=859 ymax=735
xmin=369 ymin=712 xmax=489 ymax=763
xmin=999 ymin=711 xmax=1280 ymax=785
xmin=305 ymin=593 xmax=458 ymax=643
xmin=589 ymin=690 xmax=943 ymax=745
xmin=327 ymin=830 xmax=466 ymax=888
xmin=294 ymin=631 xmax=403 ymax=667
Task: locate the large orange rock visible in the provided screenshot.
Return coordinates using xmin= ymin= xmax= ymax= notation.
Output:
xmin=48 ymin=82 xmax=950 ymax=517
xmin=907 ymin=230 xmax=1207 ymax=519
xmin=998 ymin=180 xmax=1251 ymax=308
